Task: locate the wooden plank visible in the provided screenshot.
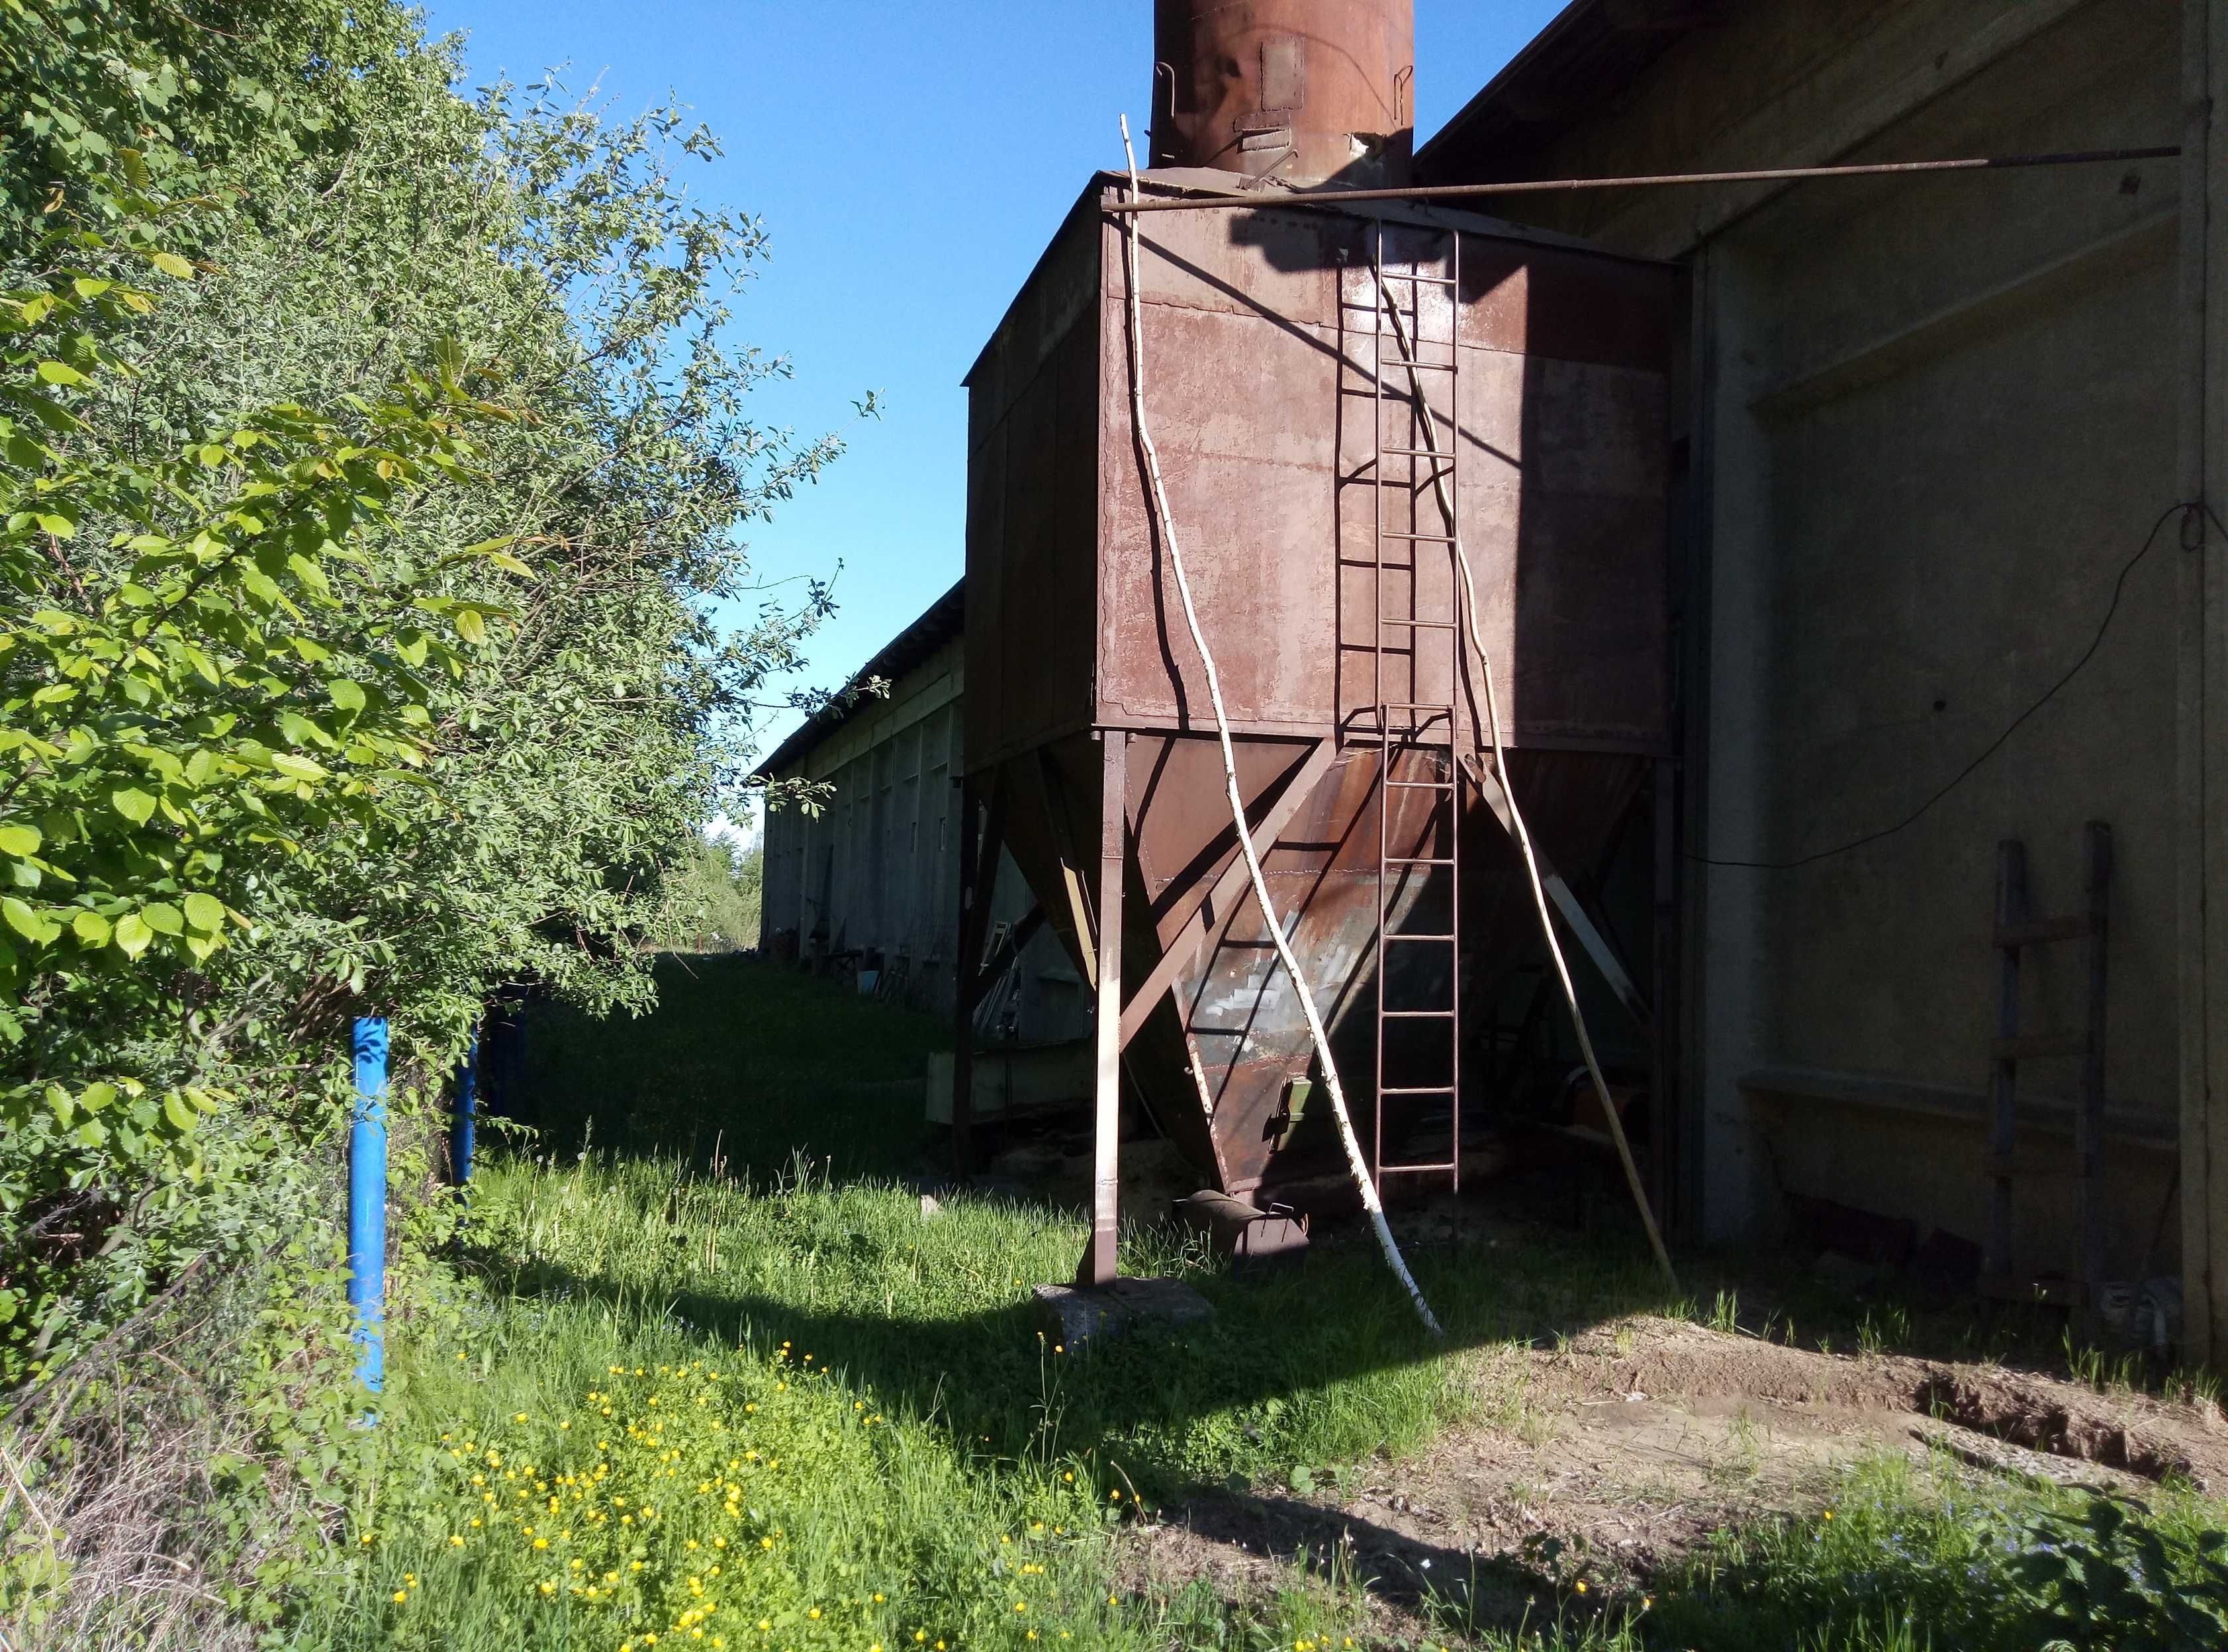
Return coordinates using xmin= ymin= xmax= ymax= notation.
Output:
xmin=1116 ymin=739 xmax=1337 ymax=1048
xmin=2078 ymin=821 xmax=2113 ymax=1335
xmin=1030 ymin=750 xmax=1099 ymax=991
xmin=1986 ymin=839 xmax=2026 ymax=1283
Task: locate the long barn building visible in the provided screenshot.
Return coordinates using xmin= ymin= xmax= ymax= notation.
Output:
xmin=760 ymin=0 xmax=2228 ymax=1362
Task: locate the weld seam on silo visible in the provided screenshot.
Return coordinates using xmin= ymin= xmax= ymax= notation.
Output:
xmin=1372 ymin=276 xmax=1679 ymax=1295
xmin=1118 ymin=116 xmax=1444 ymax=1340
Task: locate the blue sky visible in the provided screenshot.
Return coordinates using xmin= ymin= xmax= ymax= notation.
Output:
xmin=422 ymin=2 xmax=1567 ymax=804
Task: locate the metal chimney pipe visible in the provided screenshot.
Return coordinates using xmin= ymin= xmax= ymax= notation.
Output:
xmin=1150 ymin=0 xmax=1415 ymax=187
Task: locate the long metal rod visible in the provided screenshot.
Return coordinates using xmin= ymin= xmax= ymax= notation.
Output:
xmin=1103 ymin=146 xmax=2181 ymax=214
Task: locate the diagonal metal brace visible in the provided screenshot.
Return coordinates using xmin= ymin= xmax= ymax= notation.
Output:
xmin=1462 ymin=753 xmax=1651 ymax=1027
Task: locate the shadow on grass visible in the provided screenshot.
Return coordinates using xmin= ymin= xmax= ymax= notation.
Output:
xmin=505 ymin=953 xmax=951 ymax=1178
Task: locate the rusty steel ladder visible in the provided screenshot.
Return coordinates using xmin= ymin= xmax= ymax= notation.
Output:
xmin=1368 ymin=220 xmax=1464 ymax=1187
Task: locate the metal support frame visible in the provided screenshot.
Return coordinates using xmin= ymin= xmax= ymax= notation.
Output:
xmin=1080 ymin=729 xmax=1129 ymax=1288
xmin=952 ymin=771 xmax=1006 ymax=1180
xmin=1116 ymin=738 xmax=1336 ymax=1047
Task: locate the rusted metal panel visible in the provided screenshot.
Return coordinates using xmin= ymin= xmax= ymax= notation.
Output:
xmin=965 ymin=178 xmax=1675 ymax=1195
xmin=1152 ymin=0 xmax=1415 ymax=187
xmin=1094 ymin=191 xmax=1674 ymax=754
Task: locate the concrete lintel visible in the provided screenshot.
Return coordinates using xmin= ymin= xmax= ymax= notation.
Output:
xmin=1741 ymin=1064 xmax=2179 ymax=1153
xmin=1752 ymin=206 xmax=2178 ymax=418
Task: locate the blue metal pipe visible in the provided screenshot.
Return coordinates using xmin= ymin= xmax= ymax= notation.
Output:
xmin=348 ymin=1016 xmax=389 ymax=1395
xmin=451 ymin=1029 xmax=479 ymax=1191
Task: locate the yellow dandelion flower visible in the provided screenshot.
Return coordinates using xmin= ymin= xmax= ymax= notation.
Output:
xmin=449 ymin=1536 xmax=465 ymax=1548
xmin=391 ymin=1590 xmax=408 ymax=1604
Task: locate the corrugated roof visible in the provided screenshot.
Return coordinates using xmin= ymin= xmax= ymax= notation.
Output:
xmin=755 ymin=578 xmax=965 ymax=778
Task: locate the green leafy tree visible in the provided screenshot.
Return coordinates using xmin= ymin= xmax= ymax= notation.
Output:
xmin=0 ymin=1 xmax=860 ymax=1383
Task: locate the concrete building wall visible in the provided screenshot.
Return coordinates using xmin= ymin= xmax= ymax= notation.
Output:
xmin=1431 ymin=0 xmax=2214 ymax=1308
xmin=760 ymin=631 xmax=1091 ymax=1042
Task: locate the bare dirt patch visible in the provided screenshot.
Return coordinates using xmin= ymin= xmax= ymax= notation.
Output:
xmin=1125 ymin=1313 xmax=2228 ymax=1635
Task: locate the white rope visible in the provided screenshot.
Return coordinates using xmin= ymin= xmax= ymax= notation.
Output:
xmin=1118 ymin=118 xmax=1443 ymax=1337
xmin=1371 ymin=267 xmax=1678 ymax=1292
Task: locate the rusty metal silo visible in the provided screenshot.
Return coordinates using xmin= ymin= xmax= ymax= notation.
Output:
xmin=1150 ymin=0 xmax=1415 ymax=187
xmin=953 ymin=21 xmax=1676 ymax=1293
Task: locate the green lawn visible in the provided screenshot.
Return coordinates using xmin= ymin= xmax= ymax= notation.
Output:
xmin=283 ymin=959 xmax=2227 ymax=1652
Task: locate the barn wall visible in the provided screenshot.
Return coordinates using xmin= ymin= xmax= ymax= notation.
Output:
xmin=1428 ymin=0 xmax=2198 ymax=1291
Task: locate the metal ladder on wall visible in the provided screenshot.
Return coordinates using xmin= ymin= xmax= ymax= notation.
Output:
xmin=1368 ymin=219 xmax=1465 ymax=1189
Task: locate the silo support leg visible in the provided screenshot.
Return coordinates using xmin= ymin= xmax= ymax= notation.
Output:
xmin=1080 ymin=729 xmax=1129 ymax=1288
xmin=953 ymin=770 xmax=1007 ymax=1181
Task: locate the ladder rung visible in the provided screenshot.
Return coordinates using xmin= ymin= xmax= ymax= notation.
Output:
xmin=1375 ymin=272 xmax=1460 ymax=287
xmin=1381 ymin=1009 xmax=1456 ymax=1019
xmin=1378 ymin=1162 xmax=1460 ymax=1174
xmin=1385 ymin=856 xmax=1455 ymax=866
xmin=1379 ymin=1085 xmax=1456 ymax=1096
xmin=1385 ymin=778 xmax=1456 ymax=790
xmin=1379 ymin=531 xmax=1457 ymax=543
xmin=1378 ymin=618 xmax=1459 ymax=631
xmin=1383 ymin=932 xmax=1456 ymax=942
xmin=1379 ymin=447 xmax=1454 ymax=460
xmin=1373 ymin=357 xmax=1457 ymax=370
xmin=1992 ymin=1032 xmax=2092 ymax=1061
xmin=1379 ymin=702 xmax=1457 ymax=712
xmin=1998 ymin=914 xmax=2098 ymax=949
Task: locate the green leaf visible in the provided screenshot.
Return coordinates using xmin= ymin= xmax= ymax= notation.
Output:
xmin=162 ymin=1093 xmax=198 ymax=1133
xmin=454 ymin=608 xmax=488 ymax=646
xmin=2 ymin=897 xmax=56 ymax=944
xmin=183 ymin=893 xmax=224 ymax=933
xmin=269 ymin=753 xmax=328 ymax=783
xmin=34 ymin=513 xmax=75 ymax=539
xmin=112 ymin=911 xmax=153 ymax=960
xmin=70 ymin=910 xmax=110 ymax=946
xmin=79 ymin=1083 xmax=116 ymax=1114
xmin=46 ymin=1086 xmax=73 ymax=1128
xmin=326 ymin=679 xmax=367 ymax=713
xmin=0 ymin=823 xmax=39 ymax=856
xmin=140 ymin=903 xmax=183 ymax=937
xmin=149 ymin=251 xmax=193 ymax=279
xmin=34 ymin=361 xmax=87 ymax=386
xmin=111 ymin=787 xmax=157 ymax=826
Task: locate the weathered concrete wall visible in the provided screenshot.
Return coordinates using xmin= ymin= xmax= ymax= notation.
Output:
xmin=760 ymin=634 xmax=1089 ymax=1041
xmin=1440 ymin=0 xmax=2203 ymax=1299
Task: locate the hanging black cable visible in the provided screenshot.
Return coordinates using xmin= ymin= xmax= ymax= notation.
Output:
xmin=1695 ymin=500 xmax=2206 ymax=871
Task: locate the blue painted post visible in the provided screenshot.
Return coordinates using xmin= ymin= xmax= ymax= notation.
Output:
xmin=451 ymin=1029 xmax=479 ymax=1191
xmin=349 ymin=1016 xmax=389 ymax=1395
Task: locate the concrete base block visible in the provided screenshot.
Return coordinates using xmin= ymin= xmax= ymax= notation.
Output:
xmin=1030 ymin=1276 xmax=1215 ymax=1350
